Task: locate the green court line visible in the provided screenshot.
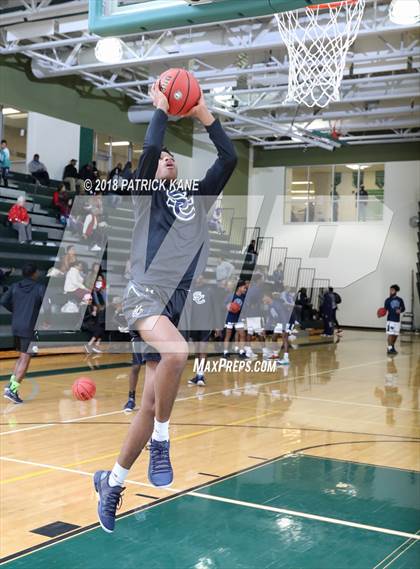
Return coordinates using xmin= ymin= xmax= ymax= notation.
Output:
xmin=2 ymin=455 xmax=420 ymax=568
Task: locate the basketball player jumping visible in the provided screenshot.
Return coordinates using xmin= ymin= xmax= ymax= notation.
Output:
xmin=94 ymin=84 xmax=237 ymax=532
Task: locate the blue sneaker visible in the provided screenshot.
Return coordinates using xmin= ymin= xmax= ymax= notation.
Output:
xmin=148 ymin=439 xmax=173 ymax=487
xmin=123 ymin=398 xmax=136 ymax=412
xmin=93 ymin=471 xmax=124 ymax=533
xmin=3 ymin=387 xmax=23 ymax=404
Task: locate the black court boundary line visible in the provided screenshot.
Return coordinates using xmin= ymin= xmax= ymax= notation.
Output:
xmin=1 ymin=422 xmax=419 ymax=442
xmin=0 ymin=362 xmax=131 ymax=382
xmin=1 ymin=439 xmax=418 ymax=564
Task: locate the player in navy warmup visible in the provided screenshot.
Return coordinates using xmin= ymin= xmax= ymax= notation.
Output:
xmin=223 ymin=280 xmax=248 ymax=358
xmin=94 ymin=84 xmax=237 ymax=532
xmin=384 ymin=284 xmax=405 ymax=355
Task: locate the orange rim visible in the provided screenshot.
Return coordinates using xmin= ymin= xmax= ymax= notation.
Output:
xmin=308 ymin=0 xmax=358 ymax=10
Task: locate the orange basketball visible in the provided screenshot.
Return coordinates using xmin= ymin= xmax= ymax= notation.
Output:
xmin=72 ymin=376 xmax=96 ymax=401
xmin=158 ymin=68 xmax=201 ymax=116
xmin=228 ymin=301 xmax=241 ymax=314
xmin=377 ymin=307 xmax=387 ymax=318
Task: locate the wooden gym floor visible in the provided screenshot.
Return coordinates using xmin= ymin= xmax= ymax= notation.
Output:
xmin=0 ymin=330 xmax=419 ymax=568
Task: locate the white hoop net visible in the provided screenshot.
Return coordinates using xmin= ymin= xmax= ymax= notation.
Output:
xmin=276 ymin=0 xmax=366 ymax=108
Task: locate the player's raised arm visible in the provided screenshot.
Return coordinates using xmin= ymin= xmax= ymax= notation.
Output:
xmin=134 ymin=82 xmax=170 ymax=181
xmin=187 ymin=94 xmax=237 ymax=200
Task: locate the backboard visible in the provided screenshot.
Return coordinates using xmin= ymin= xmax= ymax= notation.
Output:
xmin=88 ymin=0 xmax=311 ymax=36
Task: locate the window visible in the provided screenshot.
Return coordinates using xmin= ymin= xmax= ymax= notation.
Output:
xmin=284 ymin=163 xmax=384 ymax=223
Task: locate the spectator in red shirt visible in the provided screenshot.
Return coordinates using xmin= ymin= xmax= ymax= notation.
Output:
xmin=8 ymin=196 xmax=32 ymax=244
xmin=52 ymin=184 xmax=70 ymax=225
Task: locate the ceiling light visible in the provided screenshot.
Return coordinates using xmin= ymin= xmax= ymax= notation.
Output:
xmin=95 ymin=37 xmax=124 ymax=64
xmin=2 ymin=107 xmax=21 ymax=115
xmin=389 ymin=0 xmax=420 ymax=25
xmin=345 ymin=164 xmax=370 ymax=171
xmin=7 ymin=113 xmax=28 ymax=119
xmin=104 ymin=141 xmax=130 ymax=147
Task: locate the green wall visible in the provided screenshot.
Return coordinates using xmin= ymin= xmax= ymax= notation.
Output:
xmin=226 ymin=139 xmax=249 ymax=196
xmin=79 ymin=127 xmax=94 ymax=166
xmin=0 ymin=54 xmax=193 ymax=157
xmin=254 ymin=142 xmax=420 ymax=168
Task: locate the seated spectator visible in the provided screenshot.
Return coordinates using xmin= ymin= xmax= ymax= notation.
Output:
xmin=272 ymin=263 xmax=284 ymax=289
xmin=28 ymin=154 xmax=50 ymax=186
xmin=86 ymin=262 xmax=106 ymax=305
xmin=7 ymin=196 xmax=32 ymax=244
xmin=59 ymin=245 xmax=77 ymax=274
xmin=246 ymin=239 xmax=258 ymax=267
xmin=121 ymin=161 xmax=132 ymax=181
xmin=92 ymin=275 xmax=106 ymax=306
xmin=108 ymin=162 xmax=123 ymax=186
xmin=64 ymin=261 xmax=90 ymax=300
xmin=124 ymin=259 xmax=131 ymax=280
xmin=63 ymin=159 xmax=82 ymax=194
xmin=91 ymin=161 xmax=100 ymax=180
xmin=52 ymin=184 xmax=70 ymax=225
xmin=0 ymin=267 xmax=13 ymax=293
xmin=82 ymin=207 xmax=104 ymax=251
xmin=82 ymin=300 xmax=106 ymax=353
xmin=216 ymin=256 xmax=235 ymax=284
xmin=0 ymin=139 xmax=11 ymax=188
xmin=78 ymin=163 xmax=95 ymax=192
xmin=209 ymin=206 xmax=224 ymax=234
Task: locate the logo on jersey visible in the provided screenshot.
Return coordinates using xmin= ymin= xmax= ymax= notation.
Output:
xmin=166 ymin=187 xmax=195 ymax=221
xmin=132 ymin=304 xmax=144 ymax=319
xmin=193 ymin=291 xmax=205 ymax=305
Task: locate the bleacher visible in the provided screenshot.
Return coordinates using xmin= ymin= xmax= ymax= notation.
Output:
xmin=0 ymin=170 xmax=329 ymax=353
xmin=0 ymin=172 xmax=83 ymax=350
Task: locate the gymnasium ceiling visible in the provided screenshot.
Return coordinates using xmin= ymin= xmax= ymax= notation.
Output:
xmin=1 ymin=0 xmax=419 ymax=151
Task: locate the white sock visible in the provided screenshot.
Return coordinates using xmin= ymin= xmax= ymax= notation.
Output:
xmin=239 ymin=349 xmax=245 ymax=355
xmin=387 ymin=346 xmax=392 ymax=351
xmin=109 ymin=462 xmax=129 ymax=487
xmin=153 ymin=418 xmax=169 ymax=442
xmin=284 ymin=352 xmax=289 ymax=359
xmin=197 ymin=373 xmax=204 ymax=379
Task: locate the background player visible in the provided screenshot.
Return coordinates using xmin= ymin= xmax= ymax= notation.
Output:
xmin=223 ymin=280 xmax=247 ymax=358
xmin=94 ymin=82 xmax=237 ymax=533
xmin=123 ymin=333 xmax=145 ymax=411
xmin=188 ymin=274 xmax=213 ymax=386
xmin=1 ymin=263 xmax=46 ymax=403
xmin=384 ymin=284 xmax=405 ymax=355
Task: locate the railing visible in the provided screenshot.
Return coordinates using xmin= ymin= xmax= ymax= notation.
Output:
xmin=220 ymin=208 xmax=235 ymax=237
xmin=283 ymin=257 xmax=301 ymax=288
xmin=256 ymin=236 xmax=273 ymax=269
xmin=297 ymin=267 xmax=316 ymax=291
xmin=284 ymin=196 xmax=384 ymax=224
xmin=230 ymin=217 xmax=247 ymax=247
xmin=311 ymin=278 xmax=330 ymax=309
xmin=243 ymin=226 xmax=260 ymax=249
xmin=269 ymin=247 xmax=288 ymax=276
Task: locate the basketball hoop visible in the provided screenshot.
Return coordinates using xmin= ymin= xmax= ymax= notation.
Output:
xmin=276 ymin=0 xmax=366 ymax=108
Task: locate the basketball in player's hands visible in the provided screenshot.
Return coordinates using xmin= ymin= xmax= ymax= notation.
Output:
xmin=72 ymin=376 xmax=96 ymax=401
xmin=228 ymin=301 xmax=241 ymax=314
xmin=377 ymin=307 xmax=387 ymax=318
xmin=157 ymin=68 xmax=201 ymax=116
